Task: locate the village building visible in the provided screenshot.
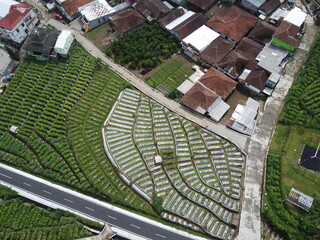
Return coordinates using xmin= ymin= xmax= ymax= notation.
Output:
xmin=54 ymin=30 xmax=74 ymax=57
xmin=248 ymin=20 xmax=276 ymax=45
xmin=181 ymin=68 xmax=237 ymax=121
xmin=240 ymin=0 xmax=266 ymax=14
xmin=78 ymin=0 xmax=129 ymax=31
xmin=56 ymin=0 xmax=93 ymax=21
xmin=206 ymin=6 xmax=258 ymax=44
xmin=258 ymin=0 xmax=283 ymax=17
xmin=110 ymin=9 xmax=146 ymax=35
xmin=228 ymin=97 xmax=259 ymax=135
xmin=182 ymin=25 xmax=219 ymax=61
xmin=21 ymin=28 xmax=74 ymax=61
xmin=186 ymin=0 xmax=215 ymax=12
xmin=199 ymin=37 xmax=235 ymax=67
xmin=165 ymin=12 xmax=206 ymax=41
xmin=271 ymin=21 xmax=301 ymax=51
xmin=134 ymin=0 xmax=170 ymax=22
xmin=0 ymin=0 xmax=38 ymax=45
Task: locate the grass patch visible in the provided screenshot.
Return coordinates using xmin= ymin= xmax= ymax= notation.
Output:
xmin=85 ymin=22 xmax=113 ymax=49
xmin=269 ymin=125 xmax=320 ymax=198
xmin=146 ymin=58 xmax=193 ymax=90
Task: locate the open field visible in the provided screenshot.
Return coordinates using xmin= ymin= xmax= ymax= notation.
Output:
xmin=0 ymin=184 xmax=99 ymax=240
xmin=146 ymin=58 xmax=193 ymax=91
xmin=102 ymin=89 xmax=246 ymax=239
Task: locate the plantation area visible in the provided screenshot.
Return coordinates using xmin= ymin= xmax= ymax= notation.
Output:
xmin=264 ymin=33 xmax=320 ymax=239
xmin=0 ymin=44 xmax=155 ymax=216
xmin=279 ymin=33 xmax=320 ymax=129
xmin=0 ymin=184 xmax=100 ymax=240
xmin=102 ymin=89 xmax=246 ymax=239
xmin=107 ymin=23 xmax=179 ymax=70
xmin=146 ymin=58 xmax=193 ymax=91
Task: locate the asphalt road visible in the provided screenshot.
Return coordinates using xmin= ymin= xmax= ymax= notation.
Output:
xmin=0 ymin=166 xmax=197 ymax=240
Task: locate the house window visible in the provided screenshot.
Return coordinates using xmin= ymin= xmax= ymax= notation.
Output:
xmin=25 ymin=16 xmax=32 ymax=22
xmin=25 ymin=29 xmax=29 ymax=34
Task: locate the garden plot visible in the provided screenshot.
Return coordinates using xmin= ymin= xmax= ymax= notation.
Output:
xmin=102 ymin=89 xmax=246 ymax=239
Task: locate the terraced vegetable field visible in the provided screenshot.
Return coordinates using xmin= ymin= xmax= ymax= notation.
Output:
xmin=0 ymin=44 xmax=154 ymax=215
xmin=103 ymin=89 xmax=246 ymax=239
xmin=0 ymin=184 xmax=98 ymax=240
xmin=146 ymin=58 xmax=193 ymax=91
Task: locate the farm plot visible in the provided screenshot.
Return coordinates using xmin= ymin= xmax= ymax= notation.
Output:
xmin=0 ymin=44 xmax=154 ymax=215
xmin=146 ymin=58 xmax=193 ymax=91
xmin=102 ymin=89 xmax=246 ymax=239
xmin=0 ymin=44 xmax=95 ymax=191
xmin=0 ymin=184 xmax=99 ymax=240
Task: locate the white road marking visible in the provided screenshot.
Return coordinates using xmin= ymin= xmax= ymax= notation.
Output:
xmin=64 ymin=198 xmax=73 ymax=203
xmin=130 ymin=224 xmax=141 ymax=229
xmin=0 ymin=173 xmax=12 ymax=179
xmin=23 ymin=182 xmax=31 ymax=187
xmin=108 ymin=215 xmax=117 ymax=220
xmin=43 ymin=190 xmax=52 ymax=194
xmin=155 ymin=233 xmax=167 ymax=238
xmin=85 ymin=206 xmax=95 ymax=211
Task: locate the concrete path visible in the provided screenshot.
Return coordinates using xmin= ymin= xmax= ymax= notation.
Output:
xmin=47 ymin=18 xmax=249 ymax=153
xmin=237 ymin=12 xmax=318 ymax=240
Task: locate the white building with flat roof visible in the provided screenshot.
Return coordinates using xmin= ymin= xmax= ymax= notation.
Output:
xmin=54 ymin=30 xmax=74 ymax=56
xmin=283 ymin=7 xmax=307 ymax=27
xmin=182 ymin=25 xmax=219 ymax=61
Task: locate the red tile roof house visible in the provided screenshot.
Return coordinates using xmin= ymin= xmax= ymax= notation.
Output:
xmin=181 ymin=83 xmax=230 ymax=121
xmin=158 ymin=7 xmax=186 ymax=27
xmin=206 ymin=6 xmax=258 ymax=44
xmin=234 ymin=37 xmax=263 ymax=60
xmin=186 ymin=0 xmax=215 ymax=12
xmin=258 ymin=0 xmax=282 ymax=17
xmin=271 ymin=20 xmax=301 ymax=51
xmin=238 ymin=67 xmax=271 ymax=96
xmin=217 ymin=37 xmax=263 ymax=79
xmin=198 ymin=67 xmax=237 ymax=100
xmin=110 ymin=9 xmax=146 ymax=35
xmin=0 ymin=0 xmax=38 ymax=45
xmin=217 ymin=51 xmax=250 ymax=79
xmin=181 ymin=68 xmax=237 ymax=121
xmin=181 ymin=83 xmax=219 ymax=115
xmin=167 ymin=12 xmax=207 ymax=41
xmin=134 ymin=0 xmax=170 ymax=22
xmin=199 ymin=37 xmax=235 ymax=67
xmin=247 ymin=20 xmax=276 ymax=45
xmin=55 ymin=0 xmax=93 ymax=21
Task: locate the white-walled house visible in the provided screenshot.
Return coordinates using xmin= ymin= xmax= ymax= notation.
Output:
xmin=54 ymin=30 xmax=74 ymax=57
xmin=78 ymin=0 xmax=129 ymax=31
xmin=0 ymin=0 xmax=38 ymax=45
